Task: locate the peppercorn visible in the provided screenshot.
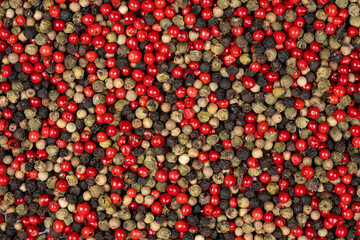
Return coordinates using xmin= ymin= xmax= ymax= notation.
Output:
xmin=0 ymin=0 xmax=360 ymax=239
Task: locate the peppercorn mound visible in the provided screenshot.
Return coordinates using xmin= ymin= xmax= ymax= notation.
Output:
xmin=0 ymin=0 xmax=360 ymax=239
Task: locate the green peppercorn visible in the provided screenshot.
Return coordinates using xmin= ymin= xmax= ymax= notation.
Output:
xmin=319 ymin=199 xmax=332 ymax=212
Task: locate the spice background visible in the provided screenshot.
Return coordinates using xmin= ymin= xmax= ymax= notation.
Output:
xmin=0 ymin=0 xmax=360 ymax=239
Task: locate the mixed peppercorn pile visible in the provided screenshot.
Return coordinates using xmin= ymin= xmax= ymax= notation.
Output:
xmin=2 ymin=0 xmax=360 ymax=239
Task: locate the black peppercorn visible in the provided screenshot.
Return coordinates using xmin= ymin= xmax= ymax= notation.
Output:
xmin=188 ymin=215 xmax=199 ymax=226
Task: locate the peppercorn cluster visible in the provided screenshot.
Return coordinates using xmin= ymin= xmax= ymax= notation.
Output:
xmin=0 ymin=0 xmax=360 ymax=239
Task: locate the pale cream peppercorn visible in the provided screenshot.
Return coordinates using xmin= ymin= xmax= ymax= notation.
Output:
xmin=144 ymin=195 xmax=154 ymax=206
xmin=263 ymin=222 xmax=276 ymax=233
xmin=150 ymin=221 xmax=161 ymax=231
xmin=69 ymin=2 xmax=81 ymax=11
xmin=318 ymin=228 xmax=328 ymax=237
xmin=137 ymin=221 xmax=145 ymax=229
xmin=207 ymin=103 xmax=218 ymax=115
xmin=95 ymin=174 xmax=107 ymax=185
xmin=264 ymin=202 xmax=274 ymax=211
xmin=250 ymin=84 xmax=261 ymax=93
xmin=56 ymin=119 xmax=67 ymax=129
xmin=117 ymin=34 xmax=127 ymax=45
xmin=83 ymin=191 xmax=92 ymax=201
xmin=15 ymin=171 xmax=25 ymax=179
xmin=143 ymin=118 xmax=153 ymax=128
xmin=36 ymin=139 xmax=47 ymax=150
xmin=135 ymin=194 xmax=144 ymax=204
xmin=14 ymin=222 xmax=23 ymax=231
xmin=281 ymin=226 xmax=290 ymax=235
xmin=311 ymin=210 xmax=321 ymax=220
xmin=141 ymin=140 xmax=150 ymax=149
xmin=188 ymin=148 xmax=199 ymax=158
xmin=141 ymin=187 xmax=151 ymax=196
xmin=109 ymin=218 xmax=121 ymax=229
xmin=203 ymin=166 xmax=213 ymax=178
xmin=38 ymin=172 xmax=49 ymax=181
xmin=59 ymin=198 xmax=68 ymax=208
xmin=213 ymin=7 xmax=224 ymax=17
xmin=194 ymin=235 xmax=205 ymax=240
xmin=122 ymin=196 xmax=132 ymax=206
xmin=297 ymin=76 xmax=307 ymax=87
xmin=68 ymin=204 xmax=76 ymax=213
xmin=252 ymin=148 xmax=263 ymax=158
xmin=126 ymin=90 xmax=137 ymax=101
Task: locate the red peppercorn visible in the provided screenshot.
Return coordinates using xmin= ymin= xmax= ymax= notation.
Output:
xmin=56 ymin=179 xmax=68 ymax=191
xmin=224 ymin=175 xmax=236 ymax=187
xmin=77 ymin=203 xmax=91 ymax=216
xmin=111 ymin=177 xmax=124 ymax=190
xmin=334 ymin=109 xmax=347 ymax=122
xmin=81 ymin=226 xmax=95 ymax=239
xmin=53 ymin=220 xmax=65 ymax=233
